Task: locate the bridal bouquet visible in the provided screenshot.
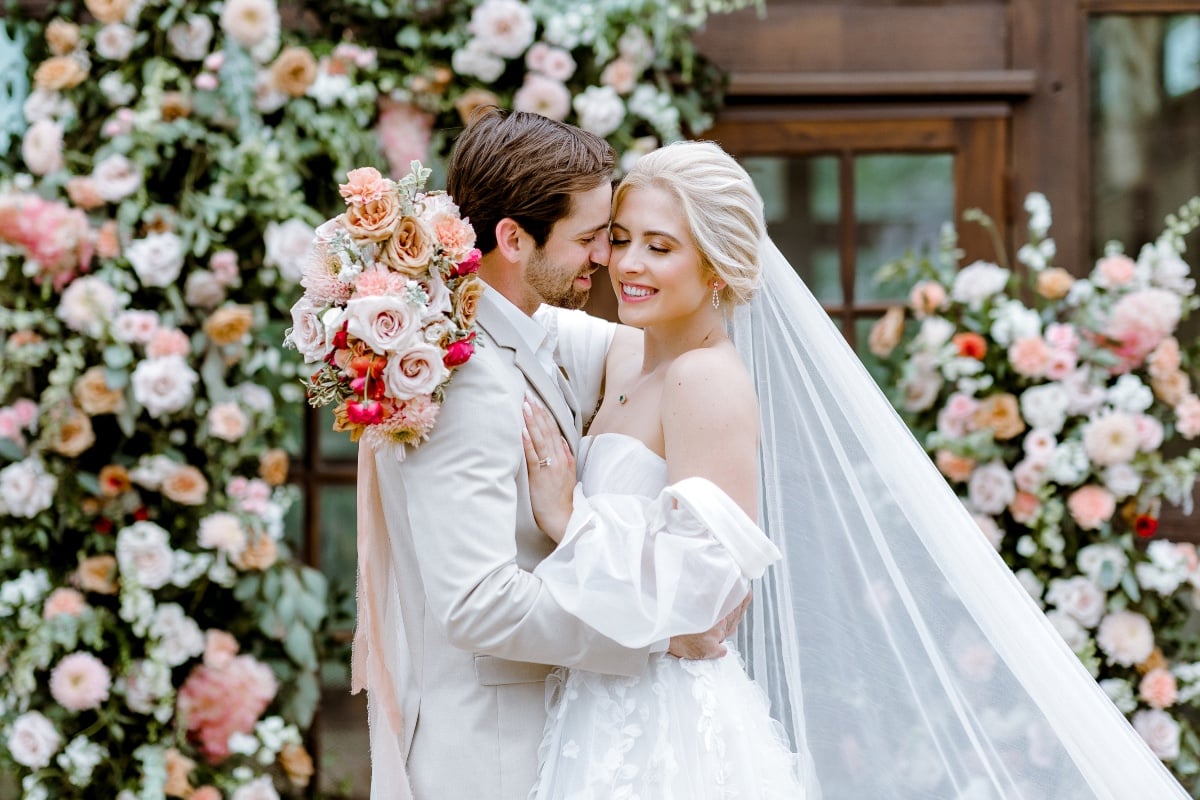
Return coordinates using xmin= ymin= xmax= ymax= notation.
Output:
xmin=286 ymin=163 xmax=482 ymax=455
xmin=871 ymin=194 xmax=1200 ymax=784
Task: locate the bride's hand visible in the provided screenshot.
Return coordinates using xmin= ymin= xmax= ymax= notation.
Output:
xmin=521 ymin=398 xmax=576 ymax=543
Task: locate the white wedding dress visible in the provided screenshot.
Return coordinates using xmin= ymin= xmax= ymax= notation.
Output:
xmin=528 ymin=432 xmax=808 ymax=799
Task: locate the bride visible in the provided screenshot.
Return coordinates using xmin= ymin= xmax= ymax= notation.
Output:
xmin=521 ymin=141 xmax=1190 ymax=798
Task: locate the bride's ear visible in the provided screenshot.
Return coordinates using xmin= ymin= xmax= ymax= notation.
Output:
xmin=493 ymin=218 xmax=528 ymax=265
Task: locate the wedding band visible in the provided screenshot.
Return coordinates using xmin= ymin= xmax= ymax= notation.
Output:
xmin=538 ymin=457 xmax=553 ymax=468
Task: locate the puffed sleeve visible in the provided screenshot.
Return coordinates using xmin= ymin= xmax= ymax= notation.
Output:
xmin=532 ymin=476 xmax=781 ymax=649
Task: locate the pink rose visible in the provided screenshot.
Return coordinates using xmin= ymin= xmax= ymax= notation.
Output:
xmin=43 ymin=587 xmax=88 ymax=619
xmin=908 ymin=280 xmax=947 ymax=319
xmin=443 ymin=335 xmax=475 ymax=368
xmin=207 ymin=401 xmax=249 ymax=442
xmin=204 ymin=629 xmax=240 ymax=670
xmin=177 ymin=655 xmax=278 ymax=763
xmin=49 ymin=652 xmax=112 ymax=711
xmin=1139 ymin=668 xmax=1178 ymax=710
xmin=1067 ymin=485 xmax=1116 ymax=530
xmin=345 ymin=398 xmax=384 ymax=425
xmin=1044 ymin=349 xmax=1078 ymax=381
xmin=147 ymin=327 xmax=191 ymax=358
xmin=1008 ymin=336 xmax=1051 ymax=378
xmin=1094 ymin=254 xmax=1136 ymax=288
xmin=453 ymin=248 xmax=481 ymax=277
xmin=12 ymin=399 xmax=38 ymax=428
xmin=1136 ymin=414 xmax=1164 ymax=451
xmin=1176 ymin=394 xmax=1200 ymax=439
xmin=600 ymin=57 xmax=638 ymax=94
xmin=0 ymin=409 xmax=21 ymax=441
xmin=1009 ymin=490 xmax=1041 ymax=525
xmin=1044 ymin=323 xmax=1079 ymax=352
xmin=383 ymin=343 xmax=450 ymax=400
xmin=377 ymin=99 xmax=434 ymax=182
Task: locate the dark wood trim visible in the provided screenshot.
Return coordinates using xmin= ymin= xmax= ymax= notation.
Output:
xmin=728 ymin=70 xmax=1038 ymax=97
xmin=838 ymin=152 xmax=857 ymax=345
xmin=1082 ymin=1 xmax=1200 ymax=12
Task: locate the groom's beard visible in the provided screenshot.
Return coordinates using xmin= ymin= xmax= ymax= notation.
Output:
xmin=527 ymin=248 xmax=595 ymax=310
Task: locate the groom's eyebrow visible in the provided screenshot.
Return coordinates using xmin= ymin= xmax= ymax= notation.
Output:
xmin=574 ymin=222 xmax=609 ymax=238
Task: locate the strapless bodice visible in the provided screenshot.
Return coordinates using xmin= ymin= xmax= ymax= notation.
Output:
xmin=578 ymin=432 xmax=668 ymax=499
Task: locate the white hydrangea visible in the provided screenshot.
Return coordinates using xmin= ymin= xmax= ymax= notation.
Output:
xmin=1102 ymin=463 xmax=1141 ymax=500
xmin=467 ymin=0 xmax=535 ymax=58
xmin=0 ymin=569 xmax=50 ymax=615
xmin=149 ymin=603 xmax=205 ymax=667
xmin=1019 ymin=384 xmax=1070 ymax=434
xmin=572 ymin=85 xmax=626 ymax=138
xmin=57 ymin=736 xmax=106 ymax=787
xmin=1048 ymin=441 xmax=1089 ymax=485
xmin=1076 ymin=543 xmax=1128 ymax=590
xmin=951 ymin=260 xmax=1010 ymax=310
xmin=1104 ymin=374 xmax=1153 ymax=414
xmin=1099 ymin=678 xmax=1137 ymax=713
xmin=126 ymin=232 xmax=185 ymax=288
xmin=988 ymin=299 xmax=1041 ymax=347
xmin=451 ymin=39 xmax=506 ymax=83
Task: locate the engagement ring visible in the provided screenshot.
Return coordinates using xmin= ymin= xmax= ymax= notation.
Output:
xmin=538 ymin=457 xmax=553 ymax=468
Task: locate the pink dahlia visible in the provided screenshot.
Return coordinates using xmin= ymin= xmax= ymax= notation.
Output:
xmin=49 ymin=652 xmax=112 ymax=711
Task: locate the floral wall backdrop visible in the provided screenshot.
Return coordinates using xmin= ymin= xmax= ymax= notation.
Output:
xmin=0 ymin=0 xmax=755 ymax=797
xmin=870 ymin=195 xmax=1200 ymax=791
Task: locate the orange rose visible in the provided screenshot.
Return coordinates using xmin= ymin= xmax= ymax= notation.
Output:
xmin=279 ymin=742 xmax=315 ymax=788
xmin=34 ymin=56 xmax=88 ymax=91
xmin=76 ymin=554 xmax=118 ymax=594
xmin=73 ymin=366 xmax=126 ymax=415
xmin=98 ymin=465 xmax=132 ymax=497
xmin=203 ymin=305 xmax=254 ymax=346
xmin=971 ymin=393 xmax=1025 ymax=441
xmin=934 ymin=450 xmax=976 ymax=483
xmin=164 ymin=748 xmax=195 ymax=799
xmin=161 ymin=465 xmax=209 ymax=506
xmin=952 ymin=332 xmax=987 ymax=360
xmin=454 ymin=87 xmax=501 ymax=125
xmin=271 ymin=47 xmax=318 ymax=97
xmin=46 ymin=19 xmax=81 ymax=56
xmin=233 ymin=533 xmax=278 ymax=571
xmin=1036 ymin=267 xmax=1075 ymax=301
xmin=85 ymin=0 xmax=131 ymax=23
xmin=258 ymin=448 xmax=290 ymax=486
xmin=51 ymin=406 xmax=95 ymax=457
xmin=868 ymin=306 xmax=905 ymax=358
xmin=453 ymin=276 xmax=485 ymax=329
xmin=379 ymin=215 xmax=435 ymax=275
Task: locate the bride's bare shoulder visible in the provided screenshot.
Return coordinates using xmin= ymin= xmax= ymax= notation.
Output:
xmin=662 ymin=343 xmax=757 ymax=425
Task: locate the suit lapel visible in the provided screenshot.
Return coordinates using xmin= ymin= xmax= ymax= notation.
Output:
xmin=477 ymin=291 xmax=581 ymax=453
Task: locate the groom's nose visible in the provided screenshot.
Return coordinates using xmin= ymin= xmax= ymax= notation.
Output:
xmin=588 ymin=235 xmax=612 ymax=267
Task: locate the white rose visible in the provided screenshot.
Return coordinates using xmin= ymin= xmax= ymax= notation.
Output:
xmin=131 ymin=355 xmax=199 ymax=418
xmin=971 ymin=513 xmax=1003 ymax=550
xmin=513 ymin=73 xmax=571 ymax=122
xmin=91 ymin=153 xmax=143 ymax=202
xmin=1019 ymin=384 xmax=1069 ymax=434
xmin=1107 ymin=374 xmax=1153 ymax=413
xmin=988 ymin=299 xmax=1041 ymax=347
xmin=573 ymin=85 xmax=626 ymax=138
xmin=916 ymin=316 xmax=954 ymax=348
xmin=116 ymin=521 xmax=175 ymax=590
xmin=1061 ymin=368 xmax=1107 ymax=416
xmin=232 ymin=776 xmax=282 ymax=800
xmin=1045 ymin=576 xmax=1106 ymax=628
xmin=285 ymin=297 xmax=328 ymax=359
xmin=184 ymin=270 xmax=226 ymax=309
xmin=451 ymin=39 xmax=505 ymax=83
xmin=129 ymin=454 xmax=177 ymax=490
xmin=112 ymin=310 xmax=160 ymax=344
xmin=1082 ymin=411 xmax=1140 ymax=467
xmin=264 ymin=219 xmax=315 ymax=283
xmin=126 ymin=232 xmax=185 ymax=288
xmin=23 ymin=89 xmax=71 ymax=124
xmin=1102 ymin=463 xmax=1141 ymax=500
xmin=467 ymin=0 xmax=535 ymax=58
xmin=1045 ymin=610 xmax=1089 ymax=652
xmin=149 ymin=603 xmax=205 ymax=667
xmin=198 ymin=512 xmax=248 ymax=556
xmin=167 ymin=15 xmax=213 ymax=61
xmin=6 ymin=711 xmax=62 ymax=769
xmin=220 ymin=0 xmax=280 ymax=50
xmin=1095 ymin=610 xmax=1154 ymax=667
xmin=345 ymin=295 xmax=421 ymax=354
xmin=207 ymin=402 xmax=248 ymax=442
xmin=21 ymin=119 xmax=64 ymax=176
xmin=120 ymin=659 xmax=171 ymax=714
xmin=1076 ymin=543 xmax=1128 ymax=590
xmin=0 ymin=460 xmax=57 ymax=518
xmin=98 ymin=72 xmax=136 ymax=106
xmin=966 ymin=461 xmax=1015 ymax=515
xmin=1137 ymin=562 xmax=1185 ymax=596
xmin=57 ymin=276 xmax=122 ymax=336
xmin=95 ymin=24 xmax=136 ymax=61
xmin=951 ymin=260 xmax=1010 ymax=310
xmin=383 ymin=343 xmax=450 ymax=400
xmin=1133 ymin=709 xmax=1181 ymax=760
xmin=1135 ymin=414 xmax=1164 ymax=452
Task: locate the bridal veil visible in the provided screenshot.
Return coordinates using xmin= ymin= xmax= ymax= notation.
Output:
xmin=729 ymin=238 xmax=1188 ymax=798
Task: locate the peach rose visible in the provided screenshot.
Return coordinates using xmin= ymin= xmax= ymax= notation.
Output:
xmin=43 ymin=587 xmax=88 ymax=619
xmin=203 ymin=629 xmax=239 ymax=670
xmin=161 ymin=465 xmax=209 ymax=506
xmin=342 ymin=196 xmax=403 ymax=244
xmin=47 ymin=19 xmax=81 ymax=55
xmin=75 ymin=554 xmax=118 ymax=595
xmin=868 ymin=306 xmax=905 ymax=358
xmin=51 ymin=407 xmax=96 ymax=457
xmin=1139 ymin=667 xmax=1178 ymax=710
xmin=453 ymin=276 xmax=484 ymax=329
xmin=164 ymin=748 xmax=196 ymax=798
xmin=1067 ymin=485 xmax=1116 ymax=530
xmin=1152 ymin=372 xmax=1191 ymax=408
xmin=280 ymin=742 xmax=315 ymax=788
xmin=203 ymin=305 xmax=254 ymax=346
xmin=233 ymin=533 xmax=278 ymax=571
xmin=454 ymin=87 xmax=501 ymax=125
xmin=972 ymin=393 xmax=1026 ymax=441
xmin=258 ymin=448 xmax=289 ymax=486
xmin=1008 ymin=490 xmax=1041 ymax=525
xmin=1008 ymin=337 xmax=1051 ymax=378
xmin=1036 ymin=267 xmax=1075 ymax=301
xmin=1148 ymin=338 xmax=1182 ymax=381
xmin=66 ymin=177 xmax=105 ymax=210
xmin=73 ymin=366 xmax=126 ymax=415
xmin=34 ymin=56 xmax=88 ymax=91
xmin=98 ymin=464 xmax=132 ymax=497
xmin=97 ymin=220 xmax=122 ymax=260
xmin=1095 ymin=254 xmax=1136 ymax=288
xmin=379 ymin=215 xmax=435 ymax=276
xmin=85 ymin=0 xmax=130 ymax=24
xmin=271 ymin=46 xmax=318 ymax=97
xmin=431 ymin=213 xmax=475 ymax=262
xmin=191 ymin=787 xmax=222 ymax=800
xmin=934 ymin=450 xmax=976 ymax=483
xmin=908 ymin=280 xmax=947 ymax=319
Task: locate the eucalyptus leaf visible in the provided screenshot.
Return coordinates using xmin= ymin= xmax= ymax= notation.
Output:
xmin=283 ymin=623 xmax=318 ymax=671
xmin=0 ymin=437 xmax=24 ymax=461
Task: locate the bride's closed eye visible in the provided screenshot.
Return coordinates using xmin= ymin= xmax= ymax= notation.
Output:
xmin=609 ymin=237 xmax=630 ymax=248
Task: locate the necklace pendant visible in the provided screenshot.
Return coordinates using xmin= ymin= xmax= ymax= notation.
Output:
xmin=618 ymin=394 xmax=627 ymax=405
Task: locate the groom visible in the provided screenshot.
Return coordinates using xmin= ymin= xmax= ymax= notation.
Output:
xmin=363 ymin=108 xmax=738 ymax=800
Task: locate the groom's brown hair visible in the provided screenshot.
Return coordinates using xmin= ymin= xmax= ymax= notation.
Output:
xmin=446 ymin=108 xmax=615 ymax=255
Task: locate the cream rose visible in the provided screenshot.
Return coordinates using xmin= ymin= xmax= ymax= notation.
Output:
xmin=383 ymin=343 xmax=450 ymax=400
xmin=115 ymin=521 xmax=175 ymax=590
xmin=0 ymin=459 xmax=58 ymax=518
xmin=344 ymin=295 xmax=421 ymax=354
xmin=6 ymin=711 xmax=62 ymax=769
xmin=131 ymin=355 xmax=198 ymax=418
xmin=73 ymin=366 xmax=126 ymax=415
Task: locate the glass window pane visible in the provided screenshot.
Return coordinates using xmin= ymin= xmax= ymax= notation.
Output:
xmin=743 ymin=155 xmax=843 ymax=305
xmin=1090 ymin=15 xmax=1200 ymax=258
xmin=319 ymin=484 xmax=358 ymax=608
xmin=319 ymin=406 xmax=359 ymax=460
xmin=854 ymin=154 xmax=955 ymax=303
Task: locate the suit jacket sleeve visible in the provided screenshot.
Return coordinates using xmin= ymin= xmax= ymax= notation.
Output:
xmin=373 ymin=349 xmax=651 ymax=677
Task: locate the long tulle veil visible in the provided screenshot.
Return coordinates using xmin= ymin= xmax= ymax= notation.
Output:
xmin=729 ymin=238 xmax=1188 ymax=798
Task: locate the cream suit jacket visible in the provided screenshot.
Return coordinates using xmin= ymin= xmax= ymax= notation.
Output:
xmin=370 ymin=289 xmax=650 ymax=800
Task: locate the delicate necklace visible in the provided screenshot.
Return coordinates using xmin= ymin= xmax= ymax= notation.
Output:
xmin=616 ymin=368 xmax=660 ymax=405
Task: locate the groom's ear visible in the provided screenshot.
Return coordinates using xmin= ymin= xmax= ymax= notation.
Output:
xmin=493 ymin=217 xmax=529 ymax=265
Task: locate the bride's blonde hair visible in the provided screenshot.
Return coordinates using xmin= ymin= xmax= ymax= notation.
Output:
xmin=614 ymin=141 xmax=765 ymax=307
